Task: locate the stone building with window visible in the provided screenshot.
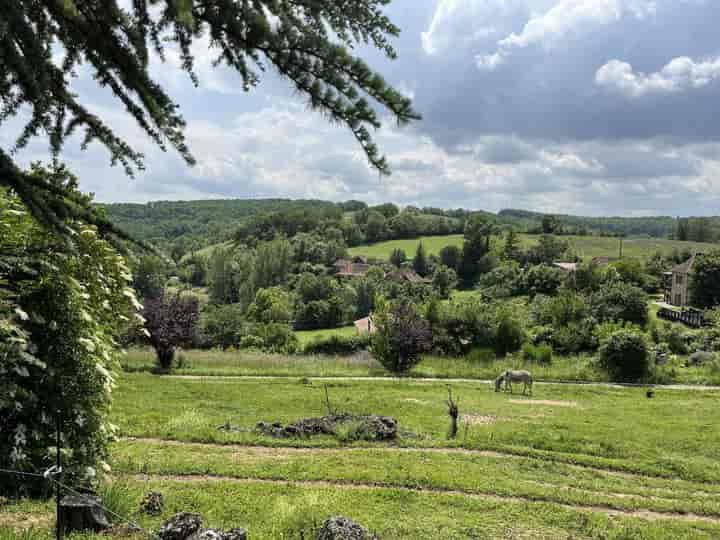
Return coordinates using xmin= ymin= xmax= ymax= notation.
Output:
xmin=664 ymin=254 xmax=697 ymax=307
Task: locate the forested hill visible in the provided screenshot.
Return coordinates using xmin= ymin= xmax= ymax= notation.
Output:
xmin=98 ymin=199 xmax=340 ymax=243
xmin=99 ymin=198 xmax=720 ymax=259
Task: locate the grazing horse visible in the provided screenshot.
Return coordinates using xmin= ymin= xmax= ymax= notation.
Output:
xmin=495 ymin=370 xmax=533 ymax=395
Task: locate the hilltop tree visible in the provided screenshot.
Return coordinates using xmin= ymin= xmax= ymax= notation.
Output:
xmin=0 ymin=1 xmax=419 ymax=246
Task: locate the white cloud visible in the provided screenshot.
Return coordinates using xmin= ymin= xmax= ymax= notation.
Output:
xmin=595 ymin=56 xmax=720 ymax=97
xmin=421 ymin=0 xmax=512 ymax=56
xmin=477 ymin=0 xmax=656 ymax=69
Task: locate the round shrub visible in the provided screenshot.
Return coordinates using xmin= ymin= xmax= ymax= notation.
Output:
xmin=599 ymin=330 xmax=651 ymax=382
xmin=240 ymin=335 xmax=265 ymax=350
xmin=688 ymin=351 xmax=715 ymax=366
xmin=493 ymin=310 xmax=524 ymax=357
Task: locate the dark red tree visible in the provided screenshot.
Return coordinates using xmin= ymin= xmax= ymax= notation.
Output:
xmin=143 ymin=292 xmax=199 ymax=370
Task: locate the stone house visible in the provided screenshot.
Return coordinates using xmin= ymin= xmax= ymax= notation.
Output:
xmin=664 ymin=254 xmax=697 ymax=307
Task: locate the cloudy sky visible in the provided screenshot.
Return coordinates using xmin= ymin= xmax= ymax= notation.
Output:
xmin=9 ymin=0 xmax=720 ymax=216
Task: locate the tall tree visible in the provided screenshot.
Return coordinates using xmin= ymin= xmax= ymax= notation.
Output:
xmin=0 ymin=1 xmax=419 ymax=244
xmin=458 ymin=214 xmax=495 ymax=286
xmin=412 ymin=242 xmax=429 ymax=277
xmin=690 ymin=251 xmax=720 ymax=309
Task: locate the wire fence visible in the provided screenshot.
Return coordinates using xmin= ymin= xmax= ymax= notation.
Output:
xmin=0 ymin=467 xmax=160 ymax=540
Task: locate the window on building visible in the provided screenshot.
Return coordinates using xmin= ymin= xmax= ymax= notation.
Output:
xmin=676 ymin=274 xmax=684 ymax=285
xmin=675 ymin=293 xmax=682 ymax=306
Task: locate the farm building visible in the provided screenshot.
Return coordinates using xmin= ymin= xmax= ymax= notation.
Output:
xmin=354 ymin=316 xmax=376 ymax=334
xmin=334 ymin=256 xmax=372 ymax=278
xmin=664 ymin=254 xmax=698 ymax=307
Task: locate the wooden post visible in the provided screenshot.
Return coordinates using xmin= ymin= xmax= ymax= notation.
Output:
xmin=56 ymin=410 xmax=62 ymax=540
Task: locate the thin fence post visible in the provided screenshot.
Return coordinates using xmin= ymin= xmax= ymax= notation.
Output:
xmin=56 ymin=409 xmax=63 ymax=540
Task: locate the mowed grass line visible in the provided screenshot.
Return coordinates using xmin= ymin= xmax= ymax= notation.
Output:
xmin=9 ymin=477 xmax=719 ymax=540
xmin=113 ymin=375 xmax=720 ymax=483
xmin=348 ymin=233 xmax=717 ymax=261
xmin=111 ymin=439 xmax=720 ymax=518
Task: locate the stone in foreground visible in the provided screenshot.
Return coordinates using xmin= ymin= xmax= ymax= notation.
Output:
xmin=158 ymin=512 xmax=203 ymax=540
xmin=316 ymin=516 xmax=378 ymax=540
xmin=59 ymin=494 xmax=110 ymax=533
xmin=140 ymin=491 xmax=164 ymax=515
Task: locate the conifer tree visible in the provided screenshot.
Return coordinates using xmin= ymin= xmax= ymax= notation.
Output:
xmin=412 ymin=242 xmax=429 ymax=277
xmin=0 ymin=1 xmax=419 ymax=245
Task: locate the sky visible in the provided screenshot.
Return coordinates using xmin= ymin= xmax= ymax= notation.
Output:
xmin=8 ymin=0 xmax=720 ymax=216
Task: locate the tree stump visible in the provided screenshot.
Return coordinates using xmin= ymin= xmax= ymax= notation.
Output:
xmin=59 ymin=495 xmax=110 ymax=533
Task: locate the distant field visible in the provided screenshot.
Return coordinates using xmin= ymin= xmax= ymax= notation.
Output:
xmin=180 ymin=241 xmax=233 ymax=262
xmin=349 ymin=234 xmax=717 ymax=261
xmin=296 ymin=325 xmax=356 ymax=346
xmin=349 ymin=235 xmax=464 ymax=259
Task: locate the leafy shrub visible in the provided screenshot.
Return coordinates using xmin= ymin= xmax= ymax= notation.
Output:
xmin=201 ymin=303 xmax=245 ymax=349
xmin=1 ymin=183 xmax=138 ymax=495
xmin=598 ymin=330 xmax=651 ymax=382
xmin=552 ymin=319 xmax=596 ymax=354
xmin=522 ymin=343 xmax=553 ymax=364
xmin=239 ymin=335 xmax=265 ymax=350
xmin=248 ymin=323 xmax=299 ymax=354
xmin=371 ymin=301 xmax=432 ymax=375
xmin=493 ymin=309 xmax=524 ymax=357
xmin=520 ymin=264 xmax=564 ymax=296
xmin=431 ymin=298 xmax=495 ymax=356
xmin=688 ymin=351 xmax=715 ymax=366
xmin=303 ymin=334 xmax=370 ymax=355
xmin=590 ymin=281 xmax=648 ymax=326
xmin=593 ymin=320 xmax=642 ymax=347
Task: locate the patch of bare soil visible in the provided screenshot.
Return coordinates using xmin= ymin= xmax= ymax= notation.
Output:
xmin=462 ymin=414 xmax=498 ymax=426
xmin=509 ymin=399 xmax=578 ymax=408
xmin=0 ymin=512 xmax=52 ymax=529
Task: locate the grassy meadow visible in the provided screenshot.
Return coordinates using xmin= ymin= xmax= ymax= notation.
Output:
xmin=348 ymin=233 xmax=717 ymax=261
xmin=6 ymin=373 xmax=720 ymax=539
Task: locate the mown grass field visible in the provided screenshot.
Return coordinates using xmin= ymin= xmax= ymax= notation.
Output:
xmin=121 ymin=346 xmax=720 ymax=385
xmin=348 ymin=234 xmax=717 ymax=261
xmin=5 ymin=373 xmax=720 ymax=539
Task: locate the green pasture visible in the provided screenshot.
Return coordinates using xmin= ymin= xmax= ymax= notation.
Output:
xmin=349 ymin=234 xmax=717 ymax=261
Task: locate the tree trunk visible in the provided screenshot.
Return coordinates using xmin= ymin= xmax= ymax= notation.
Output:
xmin=59 ymin=495 xmax=110 ymax=533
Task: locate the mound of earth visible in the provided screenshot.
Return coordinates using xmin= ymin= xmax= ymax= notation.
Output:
xmin=256 ymin=414 xmax=397 ymax=440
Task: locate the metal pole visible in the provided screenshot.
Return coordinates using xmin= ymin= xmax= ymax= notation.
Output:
xmin=56 ymin=409 xmax=63 ymax=540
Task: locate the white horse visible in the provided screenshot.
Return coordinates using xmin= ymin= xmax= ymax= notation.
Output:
xmin=495 ymin=370 xmax=533 ymax=395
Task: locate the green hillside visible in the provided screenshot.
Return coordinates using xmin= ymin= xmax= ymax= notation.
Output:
xmin=349 ymin=234 xmax=717 ymax=261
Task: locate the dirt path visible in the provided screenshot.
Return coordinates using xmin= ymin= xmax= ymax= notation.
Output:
xmin=119 ymin=437 xmax=720 ymax=493
xmin=126 ymin=472 xmax=720 ymax=525
xmin=163 ymin=375 xmax=720 ymax=391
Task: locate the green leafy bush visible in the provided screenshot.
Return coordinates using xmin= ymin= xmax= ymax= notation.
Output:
xmin=201 ymin=303 xmax=245 ymax=349
xmin=598 ymin=330 xmax=651 ymax=382
xmin=522 ymin=343 xmax=553 ymax=364
xmin=239 ymin=335 xmax=265 ymax=350
xmin=303 ymin=334 xmax=370 ymax=356
xmin=590 ymin=281 xmax=648 ymax=326
xmin=371 ymin=300 xmax=432 ymax=375
xmin=1 ymin=180 xmax=137 ymax=495
xmin=493 ymin=308 xmax=524 ymax=356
